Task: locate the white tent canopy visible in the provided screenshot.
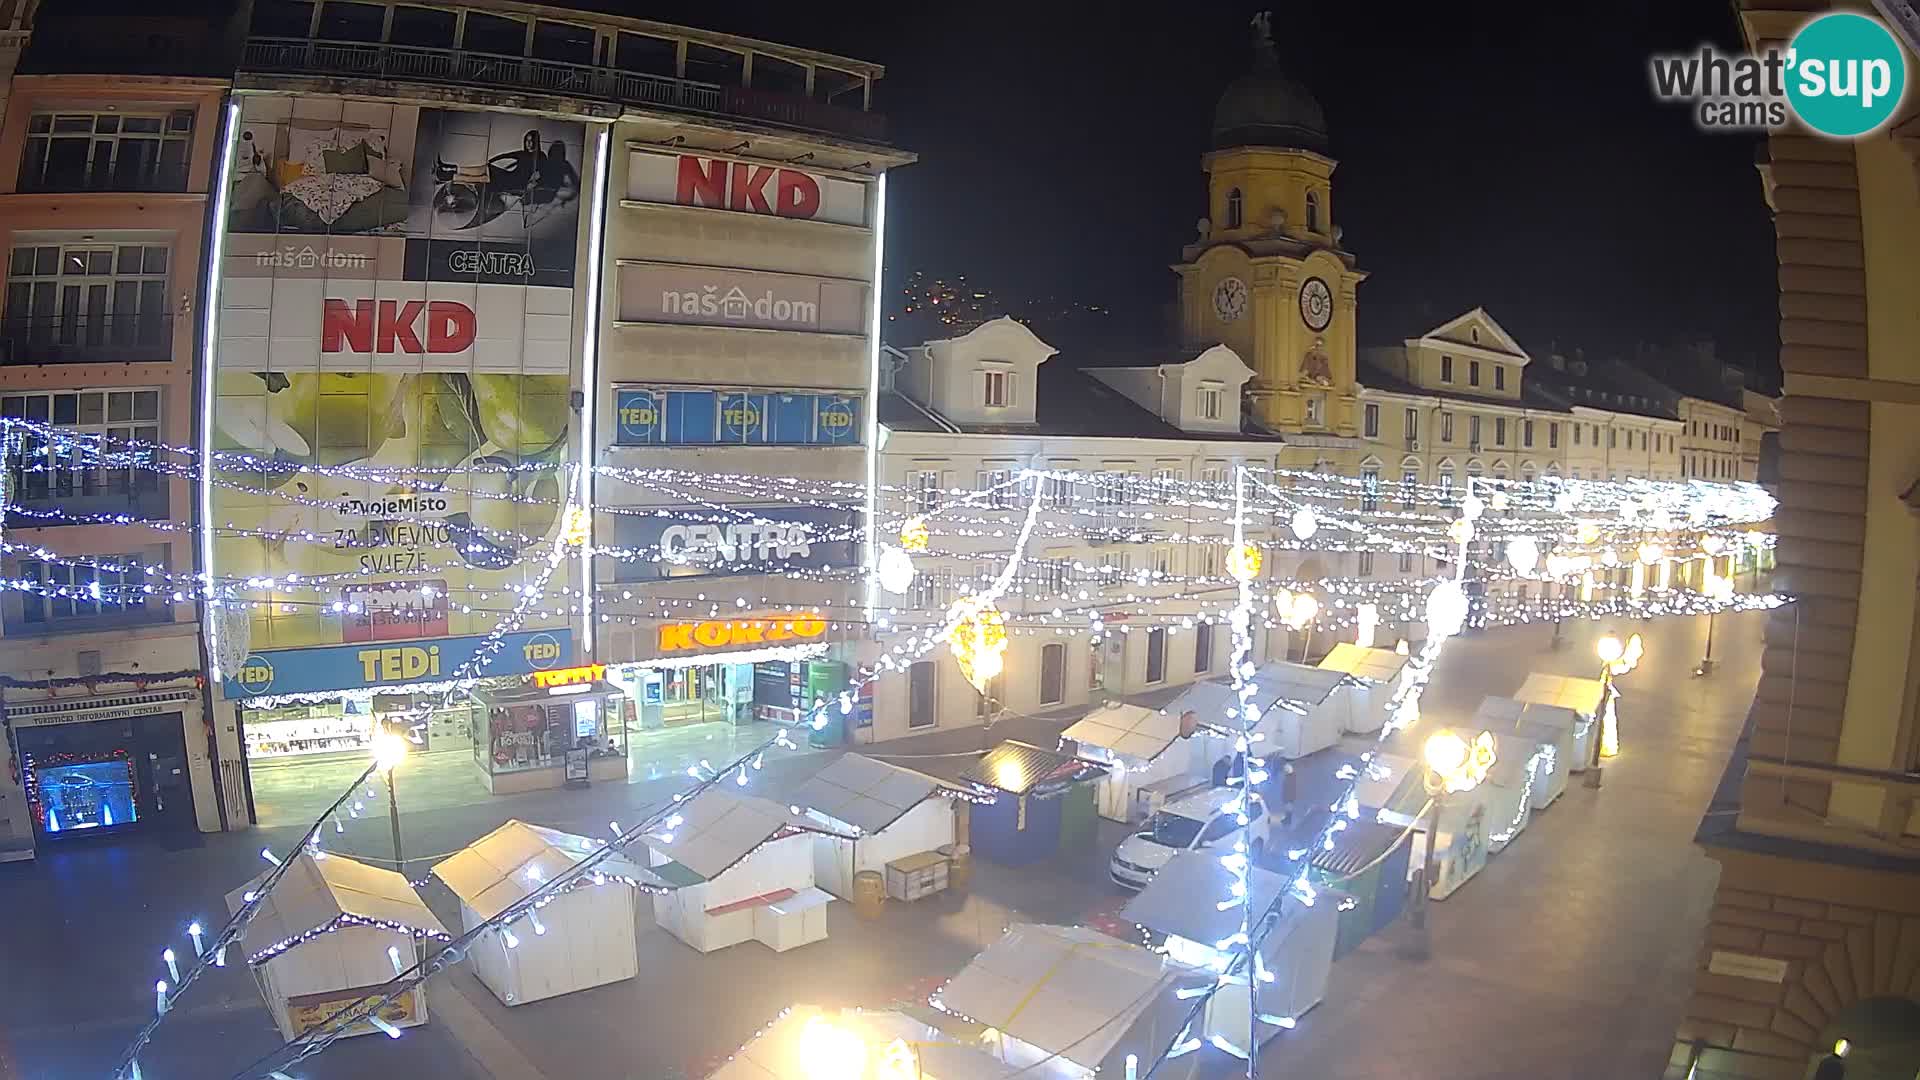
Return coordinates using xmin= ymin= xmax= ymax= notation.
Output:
xmin=935 ymin=924 xmax=1198 ymax=1077
xmin=226 ymin=851 xmax=447 ymax=963
xmin=1318 ymin=643 xmax=1408 ymax=684
xmin=707 ymin=1006 xmax=1020 ymax=1080
xmin=1513 ymin=673 xmax=1605 ymax=717
xmin=433 ymin=820 xmax=656 ymax=920
xmin=789 ymin=753 xmax=946 ymax=836
xmin=1317 ymin=645 xmax=1410 ymax=734
xmin=1473 ymin=696 xmax=1577 ymax=806
xmin=647 ymin=789 xmax=837 ymax=882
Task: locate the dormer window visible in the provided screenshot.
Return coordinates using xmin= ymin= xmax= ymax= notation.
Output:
xmin=1225 ymin=188 xmax=1243 ymax=229
xmin=982 ymin=368 xmax=1012 ymax=408
xmin=1197 ymin=383 xmax=1224 ymax=421
xmin=1305 ymin=191 xmax=1321 ymax=233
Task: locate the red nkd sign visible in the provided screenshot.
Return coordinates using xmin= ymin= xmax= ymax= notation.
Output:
xmin=676 ymin=156 xmax=822 ymax=219
xmin=322 ymin=299 xmax=477 ymax=354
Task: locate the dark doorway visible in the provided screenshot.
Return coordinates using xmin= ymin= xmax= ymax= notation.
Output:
xmin=15 ymin=711 xmax=193 ymax=843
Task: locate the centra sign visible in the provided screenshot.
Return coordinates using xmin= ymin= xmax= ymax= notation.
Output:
xmin=658 ymin=614 xmax=828 ymax=653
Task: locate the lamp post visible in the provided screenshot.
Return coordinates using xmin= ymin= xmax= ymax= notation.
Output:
xmin=1585 ymin=632 xmax=1642 ymax=789
xmin=371 ymin=725 xmax=410 ymax=879
xmin=1409 ymin=729 xmax=1495 ymax=958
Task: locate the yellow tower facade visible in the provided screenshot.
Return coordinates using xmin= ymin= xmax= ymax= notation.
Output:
xmin=1174 ymin=15 xmax=1366 ymax=450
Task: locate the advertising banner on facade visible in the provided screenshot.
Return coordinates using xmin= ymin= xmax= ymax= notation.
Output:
xmin=625 ymin=149 xmax=870 ymax=227
xmin=214 ymin=96 xmax=585 ymax=657
xmin=609 ymin=506 xmax=856 ymax=582
xmin=223 ymin=629 xmax=574 ymax=700
xmin=612 ymin=386 xmax=859 ymax=446
xmin=616 ymin=261 xmax=868 ymax=335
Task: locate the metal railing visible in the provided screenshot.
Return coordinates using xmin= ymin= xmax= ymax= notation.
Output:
xmin=0 ymin=314 xmax=174 ymax=365
xmin=241 ymin=38 xmax=886 ymax=143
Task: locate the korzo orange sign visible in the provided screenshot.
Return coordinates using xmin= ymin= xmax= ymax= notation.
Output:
xmin=658 ymin=614 xmax=829 ymax=653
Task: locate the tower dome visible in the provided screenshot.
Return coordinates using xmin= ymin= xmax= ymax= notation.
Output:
xmin=1211 ymin=12 xmax=1327 ymax=153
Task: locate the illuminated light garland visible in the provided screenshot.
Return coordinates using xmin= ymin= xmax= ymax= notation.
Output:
xmin=244 ymin=913 xmax=453 ymax=967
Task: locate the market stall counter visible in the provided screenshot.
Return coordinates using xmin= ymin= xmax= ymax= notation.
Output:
xmin=472 ymin=674 xmax=630 ymax=794
xmin=789 ymin=753 xmax=959 ymax=901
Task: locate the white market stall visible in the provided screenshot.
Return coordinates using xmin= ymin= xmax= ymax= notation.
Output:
xmin=1121 ymin=850 xmax=1336 ymax=1053
xmin=1316 ymin=644 xmax=1411 ymax=734
xmin=789 ymin=753 xmax=958 ymax=901
xmin=706 ymin=1005 xmax=1020 ymax=1080
xmin=1512 ymin=673 xmax=1606 ymax=771
xmin=1345 ymin=750 xmax=1494 ymax=900
xmin=1061 ymin=701 xmax=1219 ymax=822
xmin=224 ymin=851 xmax=450 ymax=1041
xmin=1243 ymin=661 xmax=1353 ymax=760
xmin=1480 ymin=733 xmax=1538 ymax=854
xmin=644 ymin=788 xmax=845 ymax=954
xmin=934 ymin=923 xmax=1199 ymax=1079
xmin=1349 ymin=752 xmax=1425 ymax=830
xmin=1473 ymin=696 xmax=1576 ymax=808
xmin=430 ymin=820 xmax=652 ymax=1007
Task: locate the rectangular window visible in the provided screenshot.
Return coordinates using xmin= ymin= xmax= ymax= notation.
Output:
xmin=1469 ymin=415 xmax=1482 ymax=447
xmin=1609 ymin=429 xmax=1617 ymax=449
xmin=1201 ymin=465 xmax=1227 ymax=488
xmin=10 ymin=547 xmax=169 ymax=631
xmin=1592 ymin=424 xmax=1600 ymax=445
xmin=1152 ymin=545 xmax=1175 ymax=577
xmin=982 ymin=369 xmax=1011 ymax=408
xmin=1405 ymin=408 xmax=1418 ymax=444
xmin=1043 ymin=472 xmax=1072 ymax=510
xmin=1439 ymin=469 xmax=1454 ymax=493
xmin=1573 ymin=424 xmax=1582 ymax=446
xmin=1197 ymin=384 xmax=1223 ymax=421
xmin=1304 ymin=394 xmax=1325 ymax=427
xmin=5 ymin=243 xmax=172 ymax=361
xmin=1440 ymin=412 xmax=1454 ymax=443
xmin=1363 ymin=403 xmax=1379 ymax=438
xmin=1040 ymin=643 xmax=1066 ymax=706
xmin=1494 ymin=417 xmax=1507 ymax=446
xmin=1361 ymin=466 xmax=1380 ymax=511
xmin=1198 ymin=544 xmax=1222 ymax=578
xmin=3 ymin=389 xmax=165 ymax=520
xmin=1523 ymin=419 xmax=1534 ymax=448
xmin=978 ymin=468 xmax=1012 ymax=510
xmin=909 ymin=570 xmax=946 ymax=613
xmin=1469 ymin=360 xmax=1482 ymax=387
xmin=911 ymin=469 xmax=942 ymax=514
xmin=1549 ymin=423 xmax=1560 ymax=449
xmin=1194 ymin=622 xmax=1215 ymax=674
xmin=1494 ymin=365 xmax=1507 ymax=390
xmin=1401 ymin=469 xmax=1417 ymax=509
xmin=1145 ymin=628 xmax=1167 ymax=684
xmin=20 ymin=110 xmax=195 ymax=193
xmin=1440 ymin=355 xmax=1454 ymax=383
xmin=1399 ymin=549 xmax=1414 ymax=572
xmin=1096 ymin=471 xmax=1127 ymax=509
xmin=1358 ymin=550 xmax=1374 ymax=576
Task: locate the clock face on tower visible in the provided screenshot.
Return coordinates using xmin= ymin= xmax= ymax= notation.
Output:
xmin=1212 ymin=276 xmax=1248 ymax=323
xmin=1299 ymin=277 xmax=1333 ymax=332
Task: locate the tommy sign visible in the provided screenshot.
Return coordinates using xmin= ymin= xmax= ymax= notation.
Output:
xmin=617 ymin=262 xmax=868 ymax=335
xmin=626 ymin=150 xmax=870 ymax=227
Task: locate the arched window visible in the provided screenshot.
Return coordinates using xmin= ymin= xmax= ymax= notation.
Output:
xmin=1305 ymin=191 xmax=1321 ymax=233
xmin=1226 ymin=188 xmax=1243 ymax=229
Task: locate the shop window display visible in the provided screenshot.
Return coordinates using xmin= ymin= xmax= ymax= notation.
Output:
xmin=23 ymin=750 xmax=138 ymax=835
xmin=478 ymin=693 xmax=625 ymax=776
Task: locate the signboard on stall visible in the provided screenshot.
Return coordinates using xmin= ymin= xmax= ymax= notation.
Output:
xmin=286 ymin=984 xmax=423 ymax=1039
xmin=224 ymin=629 xmax=574 ymax=699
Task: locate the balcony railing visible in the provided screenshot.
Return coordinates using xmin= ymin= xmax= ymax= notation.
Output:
xmin=15 ymin=162 xmax=191 ymax=195
xmin=0 ymin=314 xmax=174 ymax=365
xmin=241 ymin=38 xmax=888 ymax=143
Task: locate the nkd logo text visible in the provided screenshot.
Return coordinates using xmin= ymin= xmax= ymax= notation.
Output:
xmin=1649 ymin=13 xmax=1907 ymax=137
xmin=322 ymin=299 xmax=478 ymax=354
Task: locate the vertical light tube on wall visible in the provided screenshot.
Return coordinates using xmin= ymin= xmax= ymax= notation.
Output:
xmin=576 ymin=124 xmax=612 ymax=657
xmin=863 ymin=172 xmax=888 ymax=620
xmin=199 ymin=99 xmax=242 ymax=681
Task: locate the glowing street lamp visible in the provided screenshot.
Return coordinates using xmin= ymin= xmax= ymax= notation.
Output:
xmin=1585 ymin=632 xmax=1642 ymax=788
xmin=371 ymin=724 xmax=411 ymax=878
xmin=1410 ymin=728 xmax=1496 ymax=945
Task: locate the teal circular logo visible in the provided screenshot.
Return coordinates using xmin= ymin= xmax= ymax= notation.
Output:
xmin=1786 ymin=13 xmax=1907 ymax=137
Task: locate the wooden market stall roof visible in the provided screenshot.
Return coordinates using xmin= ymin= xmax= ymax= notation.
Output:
xmin=1060 ymin=701 xmax=1194 ymax=764
xmin=789 ymin=753 xmax=953 ymax=836
xmin=1473 ymin=695 xmax=1584 ymax=735
xmin=1120 ymin=849 xmax=1288 ymax=945
xmin=432 ymin=820 xmax=658 ymax=920
xmin=644 ymin=789 xmax=842 ymax=882
xmin=224 ymin=851 xmax=448 ymax=963
xmin=1317 ymin=643 xmax=1410 ymax=683
xmin=1513 ymin=673 xmax=1607 ymax=716
xmin=959 ymin=740 xmax=1106 ymax=797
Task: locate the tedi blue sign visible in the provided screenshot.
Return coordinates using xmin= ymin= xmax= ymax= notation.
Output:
xmin=225 ymin=629 xmax=574 ymax=699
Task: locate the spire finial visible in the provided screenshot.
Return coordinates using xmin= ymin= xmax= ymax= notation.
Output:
xmin=1250 ymin=11 xmax=1276 ymax=65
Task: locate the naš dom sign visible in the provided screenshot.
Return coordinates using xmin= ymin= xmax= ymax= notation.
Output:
xmin=657 ymin=614 xmax=828 ymax=653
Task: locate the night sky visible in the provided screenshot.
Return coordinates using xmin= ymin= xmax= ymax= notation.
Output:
xmin=642 ymin=0 xmax=1780 ymax=376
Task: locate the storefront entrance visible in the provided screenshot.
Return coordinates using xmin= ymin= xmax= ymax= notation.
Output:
xmin=651 ymin=663 xmax=752 ymax=727
xmin=13 ymin=706 xmax=194 ymax=844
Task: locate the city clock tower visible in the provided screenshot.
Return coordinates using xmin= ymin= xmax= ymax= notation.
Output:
xmin=1173 ymin=12 xmax=1366 ymax=445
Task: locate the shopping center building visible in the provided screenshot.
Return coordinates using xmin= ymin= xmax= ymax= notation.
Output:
xmin=178 ymin=0 xmax=905 ymax=830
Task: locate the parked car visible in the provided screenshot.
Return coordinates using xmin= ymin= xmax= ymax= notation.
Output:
xmin=1109 ymin=787 xmax=1270 ymax=889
